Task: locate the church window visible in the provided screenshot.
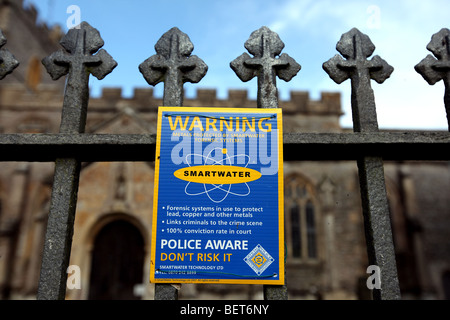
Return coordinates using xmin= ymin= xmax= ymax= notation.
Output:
xmin=285 ymin=175 xmax=320 ymax=261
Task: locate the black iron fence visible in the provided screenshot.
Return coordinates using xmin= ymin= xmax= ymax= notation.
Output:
xmin=0 ymin=23 xmax=449 ymax=300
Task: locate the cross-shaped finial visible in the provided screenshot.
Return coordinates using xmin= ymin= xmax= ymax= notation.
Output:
xmin=323 ymin=28 xmax=393 ymax=132
xmin=415 ymin=28 xmax=450 ymax=130
xmin=42 ymin=22 xmax=117 ymax=133
xmin=139 ymin=27 xmax=208 ymax=106
xmin=230 ymin=26 xmax=301 ymax=109
xmin=0 ymin=30 xmax=19 ymax=79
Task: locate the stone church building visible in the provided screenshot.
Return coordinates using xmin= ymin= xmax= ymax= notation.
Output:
xmin=0 ymin=0 xmax=449 ymax=300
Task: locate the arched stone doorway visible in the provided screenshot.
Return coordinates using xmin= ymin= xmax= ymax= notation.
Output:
xmin=88 ymin=220 xmax=145 ymax=300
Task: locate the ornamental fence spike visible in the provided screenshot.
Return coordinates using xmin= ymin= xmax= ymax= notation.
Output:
xmin=139 ymin=27 xmax=208 ymax=107
xmin=0 ymin=30 xmax=19 ymax=80
xmin=323 ymin=27 xmax=393 ymax=133
xmin=42 ymin=21 xmax=117 ymax=133
xmin=415 ymin=28 xmax=450 ymax=130
xmin=230 ymin=26 xmax=301 ymax=109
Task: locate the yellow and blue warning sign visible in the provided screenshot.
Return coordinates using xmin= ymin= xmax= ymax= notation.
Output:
xmin=150 ymin=107 xmax=284 ymax=284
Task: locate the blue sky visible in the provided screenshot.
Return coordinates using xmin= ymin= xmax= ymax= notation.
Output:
xmin=24 ymin=0 xmax=450 ymax=130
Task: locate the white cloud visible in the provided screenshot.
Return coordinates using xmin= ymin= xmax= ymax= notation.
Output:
xmin=266 ymin=0 xmax=450 ymax=130
xmin=268 ymin=0 xmax=369 ymax=39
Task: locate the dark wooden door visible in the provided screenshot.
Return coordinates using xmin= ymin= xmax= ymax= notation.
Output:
xmin=88 ymin=220 xmax=145 ymax=300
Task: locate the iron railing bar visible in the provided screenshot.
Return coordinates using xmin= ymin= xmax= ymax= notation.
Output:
xmin=324 ymin=28 xmax=401 ymax=299
xmin=139 ymin=27 xmax=208 ymax=300
xmin=36 ymin=22 xmax=117 ymax=300
xmin=0 ymin=131 xmax=448 ymax=143
xmin=230 ymin=26 xmax=301 ymax=300
xmin=0 ymin=132 xmax=448 ymax=162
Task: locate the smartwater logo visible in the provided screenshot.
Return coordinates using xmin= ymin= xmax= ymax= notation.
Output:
xmin=167 ymin=113 xmax=280 ymax=203
xmin=173 ymin=147 xmax=261 ymax=203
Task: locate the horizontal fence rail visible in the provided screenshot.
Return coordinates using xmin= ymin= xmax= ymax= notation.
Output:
xmin=0 ymin=132 xmax=449 ymax=162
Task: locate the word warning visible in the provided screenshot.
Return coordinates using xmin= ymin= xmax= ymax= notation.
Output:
xmin=150 ymin=107 xmax=284 ymax=284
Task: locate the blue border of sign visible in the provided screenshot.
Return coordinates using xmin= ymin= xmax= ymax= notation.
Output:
xmin=150 ymin=107 xmax=284 ymax=285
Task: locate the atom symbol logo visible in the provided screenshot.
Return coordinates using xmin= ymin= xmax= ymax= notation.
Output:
xmin=183 ymin=147 xmax=252 ymax=203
